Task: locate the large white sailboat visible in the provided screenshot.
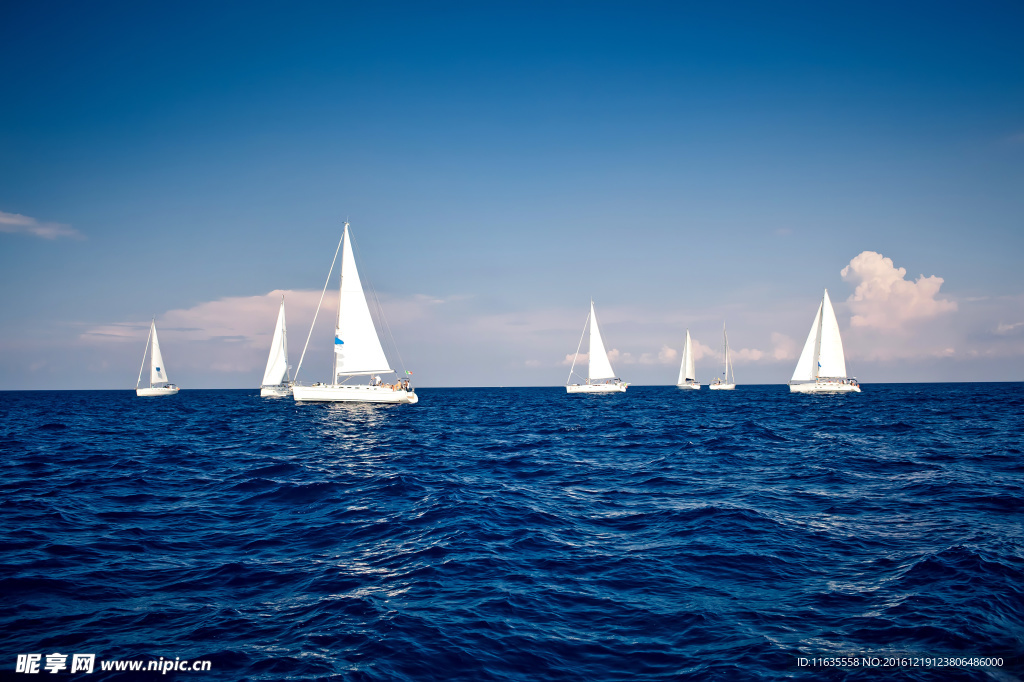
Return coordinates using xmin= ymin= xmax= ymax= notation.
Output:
xmin=136 ymin=319 xmax=180 ymax=396
xmin=676 ymin=329 xmax=700 ymax=390
xmin=708 ymin=323 xmax=736 ymax=390
xmin=291 ymin=222 xmax=418 ymax=404
xmin=260 ymin=297 xmax=292 ymax=397
xmin=566 ymin=301 xmax=626 ymax=393
xmin=789 ymin=289 xmax=861 ymax=393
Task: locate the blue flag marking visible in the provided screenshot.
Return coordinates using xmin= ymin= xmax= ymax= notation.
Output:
xmin=335 ymin=337 xmax=344 ymax=345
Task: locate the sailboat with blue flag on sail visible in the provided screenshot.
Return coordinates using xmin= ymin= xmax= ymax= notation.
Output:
xmin=136 ymin=318 xmax=180 ymax=396
xmin=291 ymin=222 xmax=418 ymax=404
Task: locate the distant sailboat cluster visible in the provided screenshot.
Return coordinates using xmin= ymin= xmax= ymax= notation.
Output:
xmin=134 ymin=222 xmax=859 ymax=399
xmin=565 ymin=289 xmax=858 ymax=395
xmin=136 ymin=221 xmax=417 ymax=404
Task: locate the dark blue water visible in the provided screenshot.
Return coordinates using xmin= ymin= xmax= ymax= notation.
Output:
xmin=1 ymin=385 xmax=1022 ymax=681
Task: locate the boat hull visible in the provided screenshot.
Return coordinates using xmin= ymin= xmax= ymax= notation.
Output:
xmin=260 ymin=385 xmax=292 ymax=398
xmin=293 ymin=384 xmax=418 ymax=404
xmin=566 ymin=383 xmax=627 ymax=394
xmin=136 ymin=386 xmax=179 ymax=397
xmin=708 ymin=382 xmax=735 ymax=390
xmin=676 ymin=382 xmax=701 ymax=390
xmin=789 ymin=380 xmax=861 ymax=394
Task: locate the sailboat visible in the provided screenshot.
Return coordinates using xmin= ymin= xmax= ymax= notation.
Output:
xmin=260 ymin=296 xmax=292 ymax=397
xmin=789 ymin=289 xmax=861 ymax=393
xmin=708 ymin=323 xmax=736 ymax=390
xmin=291 ymin=222 xmax=418 ymax=404
xmin=136 ymin=319 xmax=180 ymax=396
xmin=676 ymin=329 xmax=700 ymax=389
xmin=566 ymin=300 xmax=626 ymax=393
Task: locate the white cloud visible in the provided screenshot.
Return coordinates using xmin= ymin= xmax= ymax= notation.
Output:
xmin=657 ymin=345 xmax=678 ymax=363
xmin=732 ymin=347 xmax=765 ymax=362
xmin=0 ymin=211 xmax=83 ymax=240
xmin=996 ymin=321 xmax=1024 ymax=335
xmin=770 ymin=332 xmax=797 ymax=360
xmin=840 ymin=251 xmax=957 ymax=330
xmin=82 ymin=289 xmax=325 ymax=346
xmin=607 ymin=348 xmax=629 ymax=363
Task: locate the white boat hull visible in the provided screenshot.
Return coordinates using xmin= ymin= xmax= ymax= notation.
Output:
xmin=566 ymin=382 xmax=627 ymax=394
xmin=676 ymin=381 xmax=701 ymax=390
xmin=136 ymin=386 xmax=179 ymax=397
xmin=293 ymin=384 xmax=418 ymax=404
xmin=260 ymin=385 xmax=293 ymax=398
xmin=789 ymin=380 xmax=861 ymax=394
xmin=708 ymin=382 xmax=735 ymax=390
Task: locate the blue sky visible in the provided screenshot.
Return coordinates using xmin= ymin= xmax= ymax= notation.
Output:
xmin=2 ymin=2 xmax=1022 ymax=388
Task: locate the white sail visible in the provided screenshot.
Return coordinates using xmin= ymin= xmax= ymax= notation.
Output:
xmin=333 ymin=224 xmax=393 ymax=378
xmin=150 ymin=320 xmax=169 ymax=385
xmin=791 ymin=301 xmax=822 ymax=382
xmin=587 ymin=301 xmax=616 ymax=380
xmin=677 ymin=329 xmax=696 ymax=383
xmin=817 ymin=289 xmax=847 ymax=378
xmin=261 ymin=298 xmax=290 ymax=386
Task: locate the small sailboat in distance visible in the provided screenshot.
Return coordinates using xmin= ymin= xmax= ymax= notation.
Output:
xmin=708 ymin=323 xmax=736 ymax=390
xmin=789 ymin=289 xmax=861 ymax=393
xmin=136 ymin=318 xmax=179 ymax=396
xmin=260 ymin=296 xmax=292 ymax=397
xmin=291 ymin=222 xmax=418 ymax=404
xmin=566 ymin=300 xmax=626 ymax=393
xmin=676 ymin=329 xmax=700 ymax=389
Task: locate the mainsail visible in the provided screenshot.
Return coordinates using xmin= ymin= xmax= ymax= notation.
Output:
xmin=150 ymin=320 xmax=169 ymax=385
xmin=677 ymin=329 xmax=696 ymax=384
xmin=817 ymin=290 xmax=847 ymax=378
xmin=333 ymin=224 xmax=393 ymax=379
xmin=262 ymin=298 xmax=290 ymax=386
xmin=587 ymin=301 xmax=616 ymax=380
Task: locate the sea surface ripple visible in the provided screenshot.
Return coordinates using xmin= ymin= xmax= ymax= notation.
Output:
xmin=1 ymin=384 xmax=1022 ymax=680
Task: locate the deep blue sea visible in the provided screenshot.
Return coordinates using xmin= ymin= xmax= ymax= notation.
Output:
xmin=1 ymin=385 xmax=1022 ymax=681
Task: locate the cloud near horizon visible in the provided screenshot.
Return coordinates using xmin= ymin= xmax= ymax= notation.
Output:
xmin=840 ymin=251 xmax=956 ymax=330
xmin=0 ymin=211 xmax=83 ymax=240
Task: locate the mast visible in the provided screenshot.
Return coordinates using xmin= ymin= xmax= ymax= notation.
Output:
xmin=722 ymin=323 xmax=731 ymax=384
xmin=332 ymin=224 xmax=348 ymax=385
xmin=137 ymin=319 xmax=154 ymax=389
